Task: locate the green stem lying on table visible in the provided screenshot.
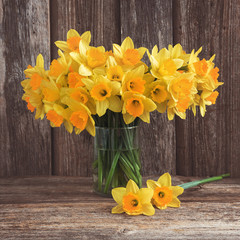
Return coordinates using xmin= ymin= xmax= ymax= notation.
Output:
xmin=178 ymin=173 xmax=230 ymax=190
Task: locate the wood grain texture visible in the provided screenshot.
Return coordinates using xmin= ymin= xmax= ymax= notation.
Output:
xmin=173 ymin=0 xmax=240 ymax=177
xmin=0 ymin=0 xmax=51 ymax=176
xmin=50 ymin=0 xmax=121 ymax=176
xmin=120 ymin=0 xmax=176 ymax=176
xmin=0 ymin=176 xmax=239 ymax=239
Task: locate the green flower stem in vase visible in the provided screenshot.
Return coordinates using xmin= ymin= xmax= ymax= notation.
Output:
xmin=92 ymin=111 xmax=141 ymax=196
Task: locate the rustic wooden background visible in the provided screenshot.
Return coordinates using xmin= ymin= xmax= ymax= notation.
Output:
xmin=0 ymin=0 xmax=239 ymax=177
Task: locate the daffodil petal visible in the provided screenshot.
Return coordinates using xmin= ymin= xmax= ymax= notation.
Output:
xmin=126 ymin=179 xmax=139 ymax=194
xmin=152 ymin=45 xmax=158 ymax=55
xmin=137 ymin=188 xmax=153 ymax=204
xmin=172 ymin=44 xmax=182 ymax=58
xmin=86 ymin=120 xmax=95 ymax=136
xmin=132 ymin=65 xmax=145 ymax=77
xmin=173 ymin=59 xmax=184 ymax=69
xmin=138 ymin=47 xmax=147 ymax=58
xmin=121 ymin=37 xmax=134 ymax=51
xmin=142 ymin=203 xmax=155 ymax=216
xmin=108 ymin=96 xmax=122 ymax=112
xmin=168 ymin=197 xmax=181 ymax=208
xmin=111 ymin=204 xmax=124 ymax=214
xmin=55 ymin=41 xmax=69 ymax=52
xmin=113 ymin=44 xmax=122 ymax=58
xmin=111 ymin=187 xmax=126 ymax=204
xmin=96 ymin=100 xmax=109 ymax=117
xmin=70 ymin=52 xmax=82 ymax=64
xmin=139 ymin=111 xmax=150 ymax=123
xmin=143 ymin=97 xmax=157 ymax=112
xmin=93 ymin=67 xmax=106 ymax=75
xmin=167 ymin=107 xmax=175 ymax=120
xmin=67 ymin=29 xmax=80 ymax=39
xmin=157 ymin=172 xmax=172 ymax=187
xmin=149 ymin=55 xmax=160 ymax=70
xmin=156 ymin=102 xmax=167 ymax=113
xmin=170 ymin=186 xmax=184 ymax=197
xmin=146 ymin=180 xmax=160 ymax=190
xmin=64 ymin=121 xmax=73 ymax=134
xmin=79 ymin=64 xmax=92 ymax=76
xmin=79 ymin=40 xmax=89 ymax=59
xmin=110 ymin=81 xmax=121 ymax=95
xmin=158 ymin=48 xmax=170 ymax=62
xmin=106 ymin=56 xmax=117 ymax=67
xmin=36 ymin=54 xmax=44 ymax=68
xmin=156 ymin=204 xmax=167 ymax=210
xmin=123 ymin=113 xmax=135 ymax=124
xmin=80 ymin=31 xmax=91 ymax=45
xmin=81 ymin=78 xmax=94 ymax=90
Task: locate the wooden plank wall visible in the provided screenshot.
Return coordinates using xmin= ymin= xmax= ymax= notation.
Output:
xmin=0 ymin=0 xmax=51 ymax=176
xmin=0 ymin=0 xmax=239 ymax=177
xmin=173 ymin=0 xmax=240 ymax=177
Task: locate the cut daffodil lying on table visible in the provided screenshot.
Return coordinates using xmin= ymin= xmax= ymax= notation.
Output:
xmin=147 ymin=173 xmax=184 ymax=209
xmin=112 ymin=179 xmax=155 ymax=216
xmin=111 ymin=172 xmax=230 ymax=216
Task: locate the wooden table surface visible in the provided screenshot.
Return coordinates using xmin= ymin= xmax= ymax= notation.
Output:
xmin=0 ymin=176 xmax=239 ymax=239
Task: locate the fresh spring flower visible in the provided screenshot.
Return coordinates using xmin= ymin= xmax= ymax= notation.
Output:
xmin=55 ymin=29 xmax=91 ymax=54
xmin=147 ymin=173 xmax=184 ymax=209
xmin=113 ymin=37 xmax=146 ymax=70
xmin=122 ymin=91 xmax=156 ymax=124
xmin=112 ymin=179 xmax=155 ymax=216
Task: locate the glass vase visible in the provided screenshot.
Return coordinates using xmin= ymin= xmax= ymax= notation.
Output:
xmin=93 ymin=126 xmax=142 ymax=196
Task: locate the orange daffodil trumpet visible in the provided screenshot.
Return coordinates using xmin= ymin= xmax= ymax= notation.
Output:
xmin=21 ymin=28 xmax=223 ymax=134
xmin=112 ymin=173 xmax=184 ymax=216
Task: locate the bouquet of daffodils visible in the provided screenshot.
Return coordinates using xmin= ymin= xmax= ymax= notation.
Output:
xmin=21 ymin=29 xmax=223 ymax=194
xmin=21 ymin=29 xmax=223 ymax=135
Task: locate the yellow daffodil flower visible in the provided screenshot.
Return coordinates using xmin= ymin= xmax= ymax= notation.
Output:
xmin=112 ymin=179 xmax=155 ymax=216
xmin=106 ymin=56 xmax=124 ymax=82
xmin=62 ymin=97 xmax=95 ymax=136
xmin=165 ymin=73 xmax=197 ymax=120
xmin=122 ymin=91 xmax=156 ymax=124
xmin=44 ymin=103 xmax=73 ymax=133
xmin=21 ymin=54 xmax=48 ymax=119
xmin=188 ymin=52 xmax=223 ymax=91
xmin=113 ymin=37 xmax=146 ymax=70
xmin=55 ymin=29 xmax=91 ymax=54
xmin=148 ymin=44 xmax=185 ymax=80
xmin=168 ymin=44 xmax=190 ymax=66
xmin=60 ymin=87 xmax=96 ymax=115
xmin=82 ymin=75 xmax=121 ymax=116
xmin=147 ymin=173 xmax=184 ymax=209
xmin=48 ymin=50 xmax=72 ymax=87
xmin=121 ymin=65 xmax=146 ymax=95
xmin=22 ymin=54 xmax=47 ymax=91
xmin=41 ymin=78 xmax=60 ymax=103
xmin=144 ymin=79 xmax=169 ymax=113
xmin=197 ymin=90 xmax=220 ymax=117
xmin=68 ymin=71 xmax=85 ymax=88
xmin=22 ymin=90 xmax=45 ymax=119
xmin=70 ymin=39 xmax=106 ymax=77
